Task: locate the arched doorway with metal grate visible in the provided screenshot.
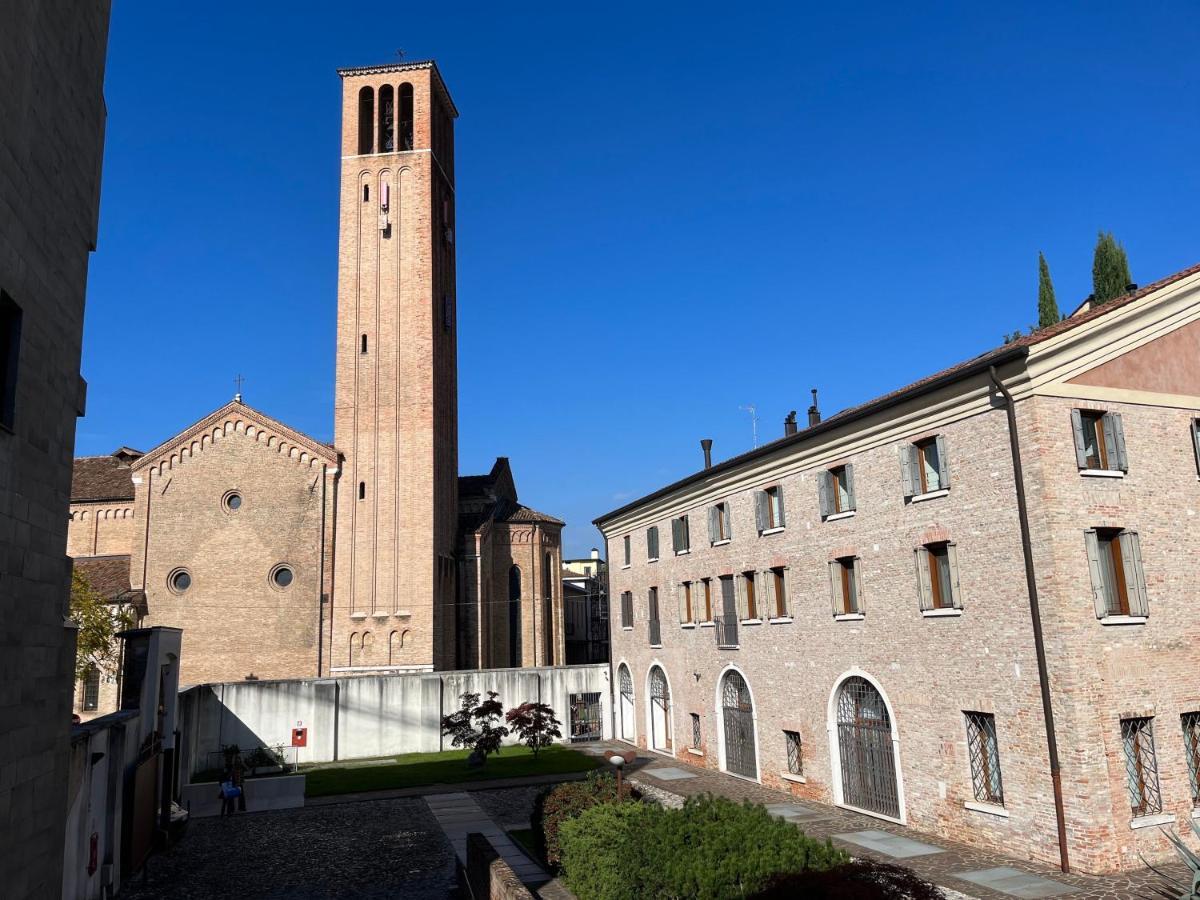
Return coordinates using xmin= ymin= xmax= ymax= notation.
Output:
xmin=647 ymin=665 xmax=673 ymax=754
xmin=830 ymin=673 xmax=903 ymax=821
xmin=617 ymin=663 xmax=636 ymax=743
xmin=718 ymin=667 xmax=758 ymax=780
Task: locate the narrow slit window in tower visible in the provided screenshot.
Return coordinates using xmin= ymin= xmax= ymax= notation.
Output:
xmin=399 ymin=83 xmax=414 ymax=151
xmin=357 ymin=87 xmax=374 ymax=155
xmin=378 ymin=85 xmax=395 ymax=153
xmin=358 ymin=481 xmax=366 ymax=500
xmin=361 ymin=334 xmax=368 ymax=354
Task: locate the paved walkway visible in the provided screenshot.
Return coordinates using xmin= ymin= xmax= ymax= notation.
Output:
xmin=426 ymin=791 xmax=551 ymax=892
xmin=586 ymin=742 xmax=1186 ymax=900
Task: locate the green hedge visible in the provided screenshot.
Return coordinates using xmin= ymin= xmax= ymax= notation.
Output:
xmin=532 ymin=771 xmax=636 ymax=868
xmin=559 ymin=794 xmax=847 ymax=900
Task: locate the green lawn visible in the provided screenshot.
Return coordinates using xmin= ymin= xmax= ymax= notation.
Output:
xmin=302 ymin=745 xmax=600 ymax=797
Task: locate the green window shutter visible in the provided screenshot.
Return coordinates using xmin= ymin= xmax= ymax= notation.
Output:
xmin=915 ymin=547 xmax=933 ymax=611
xmin=1118 ymin=531 xmax=1149 ymax=617
xmin=1192 ymin=420 xmax=1200 ymax=475
xmin=1105 ymin=412 xmax=1128 ymax=472
xmin=723 ymin=504 xmax=732 ymax=541
xmin=1071 ymin=409 xmax=1088 ymax=468
xmin=776 ymin=489 xmax=787 ymax=527
xmin=900 ymin=444 xmax=916 ymax=497
xmin=852 ymin=557 xmax=865 ymax=615
xmin=845 ymin=464 xmax=856 ymax=510
xmin=671 ymin=518 xmax=682 ymax=553
xmin=647 ymin=527 xmax=658 ymax=560
xmin=947 ymin=541 xmax=964 ymax=609
xmin=828 ymin=561 xmax=844 ymax=616
xmin=818 ymin=470 xmax=832 ymax=518
xmin=682 ymin=515 xmax=689 ymax=550
xmin=1084 ymin=529 xmax=1108 ymax=618
xmin=754 ymin=491 xmax=767 ymax=532
xmin=935 ymin=434 xmax=950 ymax=489
xmin=708 ymin=506 xmax=719 ymax=543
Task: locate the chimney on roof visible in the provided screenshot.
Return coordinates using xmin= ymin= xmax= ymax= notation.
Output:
xmin=701 ymin=439 xmax=713 ymax=469
xmin=1126 ymin=283 xmax=1137 ymax=293
xmin=807 ymin=389 xmax=821 ymax=427
xmin=590 ymin=547 xmax=600 ymax=560
xmin=783 ymin=410 xmax=797 ymax=436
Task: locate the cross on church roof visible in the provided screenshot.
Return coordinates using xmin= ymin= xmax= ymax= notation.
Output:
xmin=234 ymin=374 xmax=245 ymax=403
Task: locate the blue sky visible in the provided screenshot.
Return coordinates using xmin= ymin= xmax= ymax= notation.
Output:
xmin=82 ymin=2 xmax=1199 ymax=558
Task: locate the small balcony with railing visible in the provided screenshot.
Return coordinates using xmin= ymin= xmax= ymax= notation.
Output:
xmin=715 ymin=614 xmax=739 ymax=649
xmin=648 ymin=617 xmax=662 ymax=648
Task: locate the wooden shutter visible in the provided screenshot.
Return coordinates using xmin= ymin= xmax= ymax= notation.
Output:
xmin=708 ymin=505 xmax=719 ymax=543
xmin=754 ymin=491 xmax=767 ymax=532
xmin=818 ymin=470 xmax=832 ymax=518
xmin=1071 ymin=409 xmax=1089 ymax=468
xmin=852 ymin=557 xmax=865 ymax=614
xmin=829 ymin=560 xmax=844 ymax=616
xmin=681 ymin=514 xmax=689 ymax=550
xmin=915 ymin=547 xmax=933 ymax=611
xmin=762 ymin=570 xmax=776 ymax=619
xmin=1104 ymin=413 xmax=1128 ymax=472
xmin=775 ymin=488 xmax=787 ymax=527
xmin=935 ymin=434 xmax=950 ymax=489
xmin=1084 ymin=529 xmax=1108 ymax=618
xmin=1118 ymin=531 xmax=1149 ymax=617
xmin=647 ymin=527 xmax=658 ymax=559
xmin=1192 ymin=420 xmax=1200 ymax=475
xmin=678 ymin=583 xmax=690 ymax=623
xmin=736 ymin=573 xmax=750 ymax=620
xmin=845 ymin=463 xmax=856 ymax=510
xmin=947 ymin=541 xmax=964 ymax=609
xmin=900 ymin=444 xmax=916 ymax=497
xmin=723 ymin=503 xmax=732 ymax=541
xmin=671 ymin=518 xmax=682 ymax=553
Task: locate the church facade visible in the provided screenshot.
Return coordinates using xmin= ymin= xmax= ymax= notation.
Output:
xmin=68 ymin=60 xmax=565 ymax=702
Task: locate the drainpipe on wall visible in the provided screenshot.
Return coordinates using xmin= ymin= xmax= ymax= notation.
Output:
xmin=988 ymin=365 xmax=1070 ymax=874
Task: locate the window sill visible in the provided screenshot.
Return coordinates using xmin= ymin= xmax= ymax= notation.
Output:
xmin=921 ymin=608 xmax=963 ymax=618
xmin=780 ymin=772 xmax=807 ymax=785
xmin=622 ymin=626 xmax=633 ymax=632
xmin=675 ymin=549 xmax=691 ymax=556
xmin=835 ymin=613 xmax=865 ymax=622
xmin=1131 ymin=813 xmax=1175 ymax=830
xmin=768 ymin=617 xmax=793 ymax=624
xmin=349 ymin=612 xmax=368 ymax=620
xmin=621 ymin=564 xmax=631 ymax=571
xmin=824 ymin=510 xmax=856 ymax=522
xmin=1080 ymin=468 xmax=1125 ymax=479
xmin=910 ymin=489 xmax=949 ymax=504
xmin=741 ymin=619 xmax=763 ymax=626
xmin=687 ymin=748 xmax=705 ymax=757
xmin=964 ymin=801 xmax=1009 ymax=818
xmin=699 ymin=621 xmax=715 ymax=628
xmin=647 ymin=558 xmax=659 ymax=564
xmin=1100 ymin=615 xmax=1147 ymax=626
xmin=680 ymin=622 xmax=696 ymax=630
xmin=760 ymin=526 xmax=786 ymax=536
xmin=711 ymin=539 xmax=731 ymax=547
xmin=649 ymin=644 xmax=662 ymax=649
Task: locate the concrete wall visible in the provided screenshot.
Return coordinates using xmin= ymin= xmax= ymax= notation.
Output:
xmin=179 ymin=664 xmax=610 ymax=776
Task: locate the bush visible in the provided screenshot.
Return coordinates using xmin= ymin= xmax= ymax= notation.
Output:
xmin=750 ymin=860 xmax=945 ymax=899
xmin=532 ymin=771 xmax=636 ymax=868
xmin=558 ymin=794 xmax=847 ymax=900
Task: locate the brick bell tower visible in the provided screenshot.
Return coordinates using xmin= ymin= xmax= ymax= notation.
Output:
xmin=331 ymin=61 xmax=459 ymax=672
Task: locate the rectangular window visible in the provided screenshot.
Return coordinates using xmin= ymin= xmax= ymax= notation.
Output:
xmin=1072 ymin=409 xmax=1127 ymax=472
xmin=646 ymin=526 xmax=659 ymax=561
xmin=820 ymin=465 xmax=856 ymax=517
xmin=1182 ymin=712 xmax=1200 ymax=808
xmin=709 ymin=502 xmax=731 ymax=543
xmin=964 ymin=712 xmax=1004 ymax=806
xmin=1121 ymin=717 xmax=1162 ymax=817
xmin=672 ymin=515 xmax=690 ymax=554
xmin=770 ymin=566 xmax=787 ymax=618
xmin=623 ymin=535 xmax=631 ymax=566
xmin=829 ymin=556 xmax=861 ymax=616
xmin=0 ymin=292 xmax=22 ymax=431
xmin=82 ymin=667 xmax=100 ymax=712
xmin=682 ymin=581 xmax=693 ymax=623
xmin=648 ymin=586 xmax=659 ymax=621
xmin=756 ymin=485 xmax=786 ymax=532
xmin=784 ymin=730 xmax=803 ymax=776
xmin=691 ymin=713 xmax=702 ymax=750
xmin=702 ymin=578 xmax=713 ymax=622
xmin=915 ymin=542 xmax=961 ymax=612
xmin=620 ymin=591 xmax=633 ymax=628
xmin=648 ymin=587 xmax=661 ymax=646
xmin=928 ymin=543 xmax=952 ymax=609
xmin=1085 ymin=528 xmax=1148 ymax=619
xmin=1191 ymin=420 xmax=1200 ymax=477
xmin=742 ymin=571 xmax=758 ymax=620
xmin=917 ymin=438 xmax=942 ymax=493
xmin=901 ymin=435 xmax=949 ymax=497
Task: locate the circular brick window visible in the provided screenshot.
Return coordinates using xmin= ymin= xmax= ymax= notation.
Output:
xmin=168 ymin=568 xmax=192 ymax=594
xmin=270 ymin=564 xmax=294 ymax=590
xmin=222 ymin=490 xmax=243 ymax=513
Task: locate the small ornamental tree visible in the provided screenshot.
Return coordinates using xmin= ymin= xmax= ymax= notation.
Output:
xmin=506 ymin=702 xmax=562 ymax=758
xmin=440 ymin=691 xmax=482 ymax=750
xmin=1037 ymin=251 xmax=1060 ymax=327
xmin=440 ymin=690 xmax=509 ymax=766
xmin=473 ymin=691 xmax=509 ymax=761
xmin=1092 ymin=230 xmax=1133 ymax=305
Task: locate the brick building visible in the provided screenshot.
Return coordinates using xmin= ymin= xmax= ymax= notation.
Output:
xmin=67 ymin=60 xmax=565 ymax=695
xmin=596 ymin=262 xmax=1200 ymax=874
xmin=0 ymin=1 xmax=113 ymax=895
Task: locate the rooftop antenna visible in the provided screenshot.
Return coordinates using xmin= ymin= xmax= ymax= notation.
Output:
xmin=739 ymin=404 xmax=759 ymax=449
xmin=395 ymin=48 xmax=406 ymax=60
xmin=234 ymin=374 xmax=245 ymax=403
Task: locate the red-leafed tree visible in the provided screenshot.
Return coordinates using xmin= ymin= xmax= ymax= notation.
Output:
xmin=506 ymin=702 xmax=562 ymax=758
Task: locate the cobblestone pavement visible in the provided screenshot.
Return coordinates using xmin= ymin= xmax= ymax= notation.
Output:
xmin=121 ymin=797 xmax=460 ymax=899
xmin=589 ymin=742 xmax=1188 ymax=900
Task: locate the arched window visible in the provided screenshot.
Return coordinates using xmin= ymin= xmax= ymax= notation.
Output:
xmin=349 ymin=632 xmax=358 ymax=666
xmin=388 ymin=630 xmax=399 ymax=664
xmin=508 ymin=565 xmax=522 ymax=667
xmin=357 ymin=87 xmax=374 ymax=155
xmin=399 ymin=83 xmax=414 ymax=151
xmin=378 ymin=85 xmax=395 ymax=153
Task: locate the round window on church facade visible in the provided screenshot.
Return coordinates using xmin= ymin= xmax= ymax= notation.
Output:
xmin=270 ymin=565 xmax=294 ymax=590
xmin=222 ymin=490 xmax=242 ymax=513
xmin=168 ymin=568 xmax=192 ymax=594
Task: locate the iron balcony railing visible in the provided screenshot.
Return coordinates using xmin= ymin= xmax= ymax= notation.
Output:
xmin=648 ymin=617 xmax=662 ymax=647
xmin=715 ymin=614 xmax=739 ymax=648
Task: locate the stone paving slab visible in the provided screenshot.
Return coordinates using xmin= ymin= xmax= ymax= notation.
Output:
xmin=644 ymin=766 xmax=698 ymax=780
xmin=951 ymin=867 xmax=1080 ymax=899
xmin=425 ymin=790 xmax=550 ymax=888
xmin=836 ymin=829 xmax=946 ymax=859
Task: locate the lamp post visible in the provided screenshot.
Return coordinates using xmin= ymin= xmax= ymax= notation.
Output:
xmin=603 ymin=749 xmax=636 ymax=796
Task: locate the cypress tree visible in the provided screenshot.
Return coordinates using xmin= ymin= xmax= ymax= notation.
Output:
xmin=1037 ymin=251 xmax=1059 ymax=327
xmin=1092 ymin=231 xmax=1132 ymax=305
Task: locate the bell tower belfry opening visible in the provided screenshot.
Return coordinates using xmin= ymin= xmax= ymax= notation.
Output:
xmin=332 ymin=60 xmax=459 ymax=672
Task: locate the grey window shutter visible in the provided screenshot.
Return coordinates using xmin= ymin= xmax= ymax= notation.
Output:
xmin=1106 ymin=413 xmax=1128 ymax=472
xmin=818 ymin=470 xmax=832 ymax=518
xmin=648 ymin=527 xmax=658 ymax=559
xmin=682 ymin=515 xmax=689 ymax=549
xmin=1084 ymin=529 xmax=1108 ymax=618
xmin=1192 ymin=420 xmax=1200 ymax=475
xmin=723 ymin=504 xmax=732 ymax=541
xmin=829 ymin=561 xmax=844 ymax=616
xmin=915 ymin=547 xmax=933 ymax=611
xmin=678 ymin=583 xmax=689 ymax=623
xmin=762 ymin=570 xmax=777 ymax=618
xmin=1119 ymin=531 xmax=1149 ymax=617
xmin=845 ymin=464 xmax=857 ymax=510
xmin=736 ymin=573 xmax=750 ymax=620
xmin=708 ymin=506 xmax=719 ymax=543
xmin=900 ymin=444 xmax=915 ymax=497
xmin=852 ymin=557 xmax=865 ymax=614
xmin=935 ymin=434 xmax=950 ymax=489
xmin=671 ymin=518 xmax=682 ymax=552
xmin=947 ymin=541 xmax=964 ymax=609
xmin=1071 ymin=409 xmax=1089 ymax=468
xmin=776 ymin=489 xmax=787 ymax=527
xmin=754 ymin=491 xmax=767 ymax=532
xmin=1101 ymin=414 xmax=1119 ymax=471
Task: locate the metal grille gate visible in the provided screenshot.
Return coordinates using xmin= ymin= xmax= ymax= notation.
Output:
xmin=618 ymin=665 xmax=635 ymax=740
xmin=650 ymin=667 xmax=671 ymax=750
xmin=721 ymin=670 xmax=757 ymax=778
xmin=568 ymin=692 xmax=602 ymax=742
xmin=836 ymin=677 xmax=900 ymax=818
